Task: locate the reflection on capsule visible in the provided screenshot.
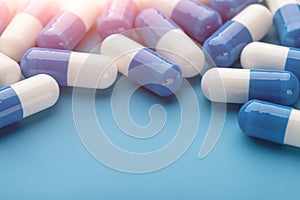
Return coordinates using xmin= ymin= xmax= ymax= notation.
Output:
xmin=210 ymin=0 xmax=264 ymax=21
xmin=203 ymin=4 xmax=272 ymax=67
xmin=0 ymin=0 xmax=59 ymax=61
xmin=21 ymin=48 xmax=118 ymax=89
xmin=266 ymin=0 xmax=300 ymax=47
xmin=238 ymin=100 xmax=300 ymax=148
xmin=241 ymin=42 xmax=300 ymax=81
xmin=97 ymin=0 xmax=138 ymax=39
xmin=135 ymin=8 xmax=205 ymax=78
xmin=38 ymin=0 xmax=101 ymax=50
xmin=201 ymin=68 xmax=299 ymax=105
xmin=100 ymin=34 xmax=182 ymax=97
xmin=138 ymin=0 xmax=223 ymax=43
xmin=0 ymin=74 xmax=59 ymax=129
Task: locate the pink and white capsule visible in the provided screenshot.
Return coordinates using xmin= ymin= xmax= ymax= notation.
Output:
xmin=38 ymin=0 xmax=101 ymax=50
xmin=0 ymin=0 xmax=17 ymax=34
xmin=0 ymin=0 xmax=59 ymax=61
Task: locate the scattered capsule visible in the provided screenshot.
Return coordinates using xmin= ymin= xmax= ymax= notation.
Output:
xmin=266 ymin=0 xmax=300 ymax=47
xmin=38 ymin=0 xmax=101 ymax=50
xmin=203 ymin=4 xmax=272 ymax=67
xmin=0 ymin=0 xmax=17 ymax=34
xmin=135 ymin=8 xmax=205 ymax=78
xmin=21 ymin=48 xmax=118 ymax=89
xmin=0 ymin=74 xmax=59 ymax=129
xmin=100 ymin=34 xmax=182 ymax=97
xmin=0 ymin=0 xmax=59 ymax=61
xmin=241 ymin=42 xmax=300 ymax=80
xmin=210 ymin=0 xmax=264 ymax=21
xmin=97 ymin=0 xmax=138 ymax=39
xmin=138 ymin=0 xmax=223 ymax=43
xmin=0 ymin=53 xmax=21 ymax=87
xmin=201 ymin=68 xmax=299 ymax=105
xmin=238 ymin=100 xmax=300 ymax=147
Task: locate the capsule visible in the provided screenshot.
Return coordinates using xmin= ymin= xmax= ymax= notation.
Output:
xmin=0 ymin=53 xmax=21 ymax=87
xmin=100 ymin=34 xmax=182 ymax=97
xmin=238 ymin=100 xmax=300 ymax=147
xmin=135 ymin=8 xmax=205 ymax=78
xmin=241 ymin=42 xmax=300 ymax=81
xmin=97 ymin=0 xmax=138 ymax=39
xmin=38 ymin=0 xmax=101 ymax=50
xmin=138 ymin=0 xmax=222 ymax=43
xmin=210 ymin=0 xmax=264 ymax=21
xmin=0 ymin=0 xmax=59 ymax=62
xmin=203 ymin=4 xmax=272 ymax=68
xmin=0 ymin=0 xmax=17 ymax=33
xmin=196 ymin=0 xmax=210 ymax=6
xmin=201 ymin=68 xmax=299 ymax=105
xmin=21 ymin=48 xmax=118 ymax=89
xmin=266 ymin=0 xmax=300 ymax=47
xmin=0 ymin=74 xmax=59 ymax=129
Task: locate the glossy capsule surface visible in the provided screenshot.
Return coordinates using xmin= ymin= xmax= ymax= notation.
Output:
xmin=21 ymin=48 xmax=118 ymax=89
xmin=100 ymin=34 xmax=182 ymax=97
xmin=0 ymin=74 xmax=59 ymax=128
xmin=135 ymin=8 xmax=205 ymax=78
xmin=239 ymin=100 xmax=300 ymax=147
xmin=201 ymin=68 xmax=299 ymax=105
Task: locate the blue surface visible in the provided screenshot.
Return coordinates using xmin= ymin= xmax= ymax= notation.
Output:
xmin=286 ymin=48 xmax=300 ymax=80
xmin=248 ymin=69 xmax=299 ymax=106
xmin=203 ymin=20 xmax=252 ymax=67
xmin=1 ymin=25 xmax=300 ymax=199
xmin=0 ymin=86 xmax=23 ymax=129
xmin=238 ymin=100 xmax=292 ymax=144
xmin=21 ymin=48 xmax=71 ymax=86
xmin=274 ymin=3 xmax=300 ymax=48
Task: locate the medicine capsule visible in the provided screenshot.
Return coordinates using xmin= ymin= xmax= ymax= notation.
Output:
xmin=201 ymin=68 xmax=299 ymax=105
xmin=100 ymin=34 xmax=182 ymax=97
xmin=238 ymin=100 xmax=300 ymax=147
xmin=241 ymin=42 xmax=300 ymax=80
xmin=38 ymin=0 xmax=101 ymax=50
xmin=97 ymin=0 xmax=138 ymax=39
xmin=0 ymin=53 xmax=21 ymax=87
xmin=0 ymin=0 xmax=17 ymax=34
xmin=210 ymin=0 xmax=264 ymax=21
xmin=21 ymin=48 xmax=118 ymax=89
xmin=138 ymin=0 xmax=222 ymax=43
xmin=0 ymin=0 xmax=59 ymax=61
xmin=203 ymin=4 xmax=272 ymax=68
xmin=135 ymin=8 xmax=205 ymax=78
xmin=0 ymin=74 xmax=59 ymax=129
xmin=266 ymin=0 xmax=300 ymax=47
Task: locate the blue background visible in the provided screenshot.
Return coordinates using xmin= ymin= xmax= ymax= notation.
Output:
xmin=1 ymin=25 xmax=300 ymax=199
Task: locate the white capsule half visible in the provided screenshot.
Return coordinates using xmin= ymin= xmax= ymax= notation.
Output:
xmin=0 ymin=53 xmax=21 ymax=87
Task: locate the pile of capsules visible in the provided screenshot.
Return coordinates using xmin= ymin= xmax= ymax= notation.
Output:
xmin=1 ymin=0 xmax=300 ymax=149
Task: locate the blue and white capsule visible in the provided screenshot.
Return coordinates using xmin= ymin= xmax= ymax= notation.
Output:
xmin=135 ymin=8 xmax=205 ymax=78
xmin=0 ymin=74 xmax=59 ymax=129
xmin=210 ymin=0 xmax=264 ymax=21
xmin=201 ymin=68 xmax=299 ymax=105
xmin=241 ymin=42 xmax=300 ymax=81
xmin=266 ymin=0 xmax=300 ymax=47
xmin=239 ymin=100 xmax=300 ymax=147
xmin=100 ymin=34 xmax=182 ymax=97
xmin=21 ymin=48 xmax=118 ymax=89
xmin=138 ymin=0 xmax=222 ymax=43
xmin=203 ymin=4 xmax=272 ymax=68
